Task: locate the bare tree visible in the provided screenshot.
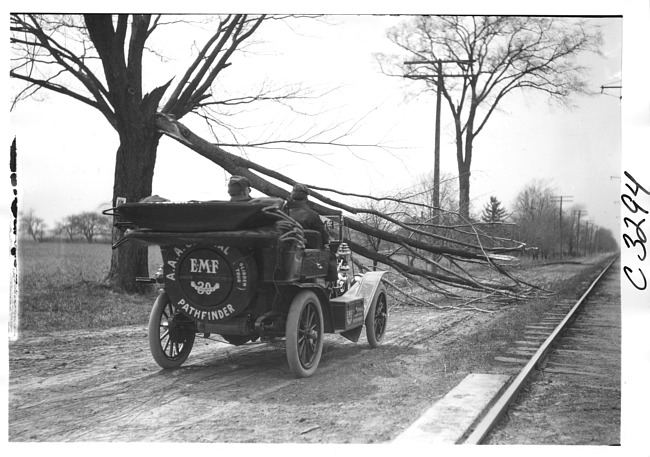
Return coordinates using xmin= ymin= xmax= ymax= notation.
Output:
xmin=68 ymin=212 xmax=111 ymax=243
xmin=511 ymin=180 xmax=559 ymax=259
xmin=355 ymin=197 xmax=402 ymax=271
xmin=378 ymin=16 xmax=603 ymax=219
xmin=395 ymin=172 xmax=459 ymax=270
xmin=409 ymin=171 xmax=459 ymax=221
xmin=54 ymin=217 xmax=78 ymax=242
xmin=9 ymin=14 xmax=345 ymax=291
xmin=19 ymin=209 xmax=46 ymax=242
xmin=593 ymin=227 xmax=618 ymax=253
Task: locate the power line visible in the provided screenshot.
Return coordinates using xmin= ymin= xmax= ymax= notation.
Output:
xmin=600 ymin=83 xmax=622 ymax=100
xmin=600 ymin=84 xmax=622 ymax=91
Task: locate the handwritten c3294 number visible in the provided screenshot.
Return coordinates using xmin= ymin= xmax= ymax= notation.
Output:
xmin=621 ymin=171 xmax=649 ymax=290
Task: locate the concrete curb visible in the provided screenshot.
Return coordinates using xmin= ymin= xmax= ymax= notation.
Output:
xmin=392 ymin=373 xmax=511 ymax=445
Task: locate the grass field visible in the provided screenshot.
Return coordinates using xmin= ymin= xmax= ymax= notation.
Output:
xmin=15 ymin=240 xmax=163 ymax=332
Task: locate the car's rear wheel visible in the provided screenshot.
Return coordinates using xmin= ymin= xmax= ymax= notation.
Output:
xmin=286 ymin=291 xmax=324 ymax=378
xmin=148 ymin=293 xmax=195 ymax=368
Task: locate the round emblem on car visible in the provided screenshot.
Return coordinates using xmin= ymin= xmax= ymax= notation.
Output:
xmin=162 ymin=244 xmax=256 ymax=322
xmin=177 ymin=247 xmax=233 ymax=306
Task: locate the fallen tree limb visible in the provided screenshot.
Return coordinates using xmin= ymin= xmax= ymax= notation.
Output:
xmin=154 ymin=113 xmax=539 ymax=302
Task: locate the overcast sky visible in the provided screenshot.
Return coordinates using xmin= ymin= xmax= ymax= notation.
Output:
xmin=9 ymin=12 xmax=625 ymax=240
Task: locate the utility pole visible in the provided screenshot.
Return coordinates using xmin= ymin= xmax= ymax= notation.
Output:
xmin=572 ymin=209 xmax=587 ymax=257
xmin=404 ymin=59 xmax=472 ymax=212
xmin=551 ymin=195 xmax=572 ymax=260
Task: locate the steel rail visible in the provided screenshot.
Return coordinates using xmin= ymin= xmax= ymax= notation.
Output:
xmin=461 ymin=254 xmax=619 ymax=444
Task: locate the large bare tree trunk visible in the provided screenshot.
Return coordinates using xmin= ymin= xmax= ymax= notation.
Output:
xmin=458 ymin=162 xmax=471 ymax=221
xmin=454 ymin=119 xmax=472 ymax=221
xmin=106 ymin=125 xmax=160 ymax=293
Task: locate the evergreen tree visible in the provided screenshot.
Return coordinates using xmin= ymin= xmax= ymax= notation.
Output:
xmin=481 ymin=196 xmax=507 ymax=223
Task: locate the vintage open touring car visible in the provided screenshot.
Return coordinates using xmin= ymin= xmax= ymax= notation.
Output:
xmin=106 ymin=198 xmax=388 ymax=378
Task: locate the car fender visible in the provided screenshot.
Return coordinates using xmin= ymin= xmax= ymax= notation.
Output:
xmin=343 ymin=271 xmax=387 ymax=319
xmin=291 ymin=283 xmax=334 ymax=333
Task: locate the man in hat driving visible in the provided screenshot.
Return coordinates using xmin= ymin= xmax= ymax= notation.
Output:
xmin=228 ymin=175 xmax=252 ymax=202
xmin=285 ymin=183 xmax=338 ymax=282
xmin=285 ymin=183 xmax=330 ymax=247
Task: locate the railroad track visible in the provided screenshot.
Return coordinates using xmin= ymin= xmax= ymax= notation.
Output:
xmin=461 ymin=254 xmax=620 ymax=444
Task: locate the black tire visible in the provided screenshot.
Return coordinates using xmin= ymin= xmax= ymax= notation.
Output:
xmin=148 ymin=293 xmax=195 ymax=369
xmin=365 ymin=285 xmax=388 ymax=348
xmin=286 ymin=291 xmax=324 ymax=378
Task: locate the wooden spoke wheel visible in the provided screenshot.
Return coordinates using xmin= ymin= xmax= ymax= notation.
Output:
xmin=286 ymin=291 xmax=324 ymax=378
xmin=148 ymin=293 xmax=196 ymax=369
xmin=365 ymin=285 xmax=388 ymax=348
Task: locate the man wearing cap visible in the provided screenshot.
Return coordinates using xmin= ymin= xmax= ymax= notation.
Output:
xmin=228 ymin=175 xmax=252 ymax=202
xmin=285 ymin=183 xmax=339 ymax=282
xmin=285 ymin=183 xmax=329 ymax=247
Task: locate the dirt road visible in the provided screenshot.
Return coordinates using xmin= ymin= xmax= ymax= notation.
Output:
xmin=8 ymin=259 xmax=612 ymax=443
xmin=9 ymin=308 xmax=478 ymax=443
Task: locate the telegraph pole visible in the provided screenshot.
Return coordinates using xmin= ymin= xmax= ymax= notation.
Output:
xmin=404 ymin=59 xmax=473 ymax=211
xmin=594 ymin=227 xmax=601 ymax=253
xmin=551 ymin=195 xmax=573 ymax=260
xmin=572 ymin=209 xmax=587 ymax=257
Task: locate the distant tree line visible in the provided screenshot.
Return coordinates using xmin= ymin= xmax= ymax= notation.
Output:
xmin=508 ymin=179 xmax=618 ymax=259
xmin=19 ymin=209 xmax=112 ymax=243
xmin=352 ymin=174 xmax=618 ymax=271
